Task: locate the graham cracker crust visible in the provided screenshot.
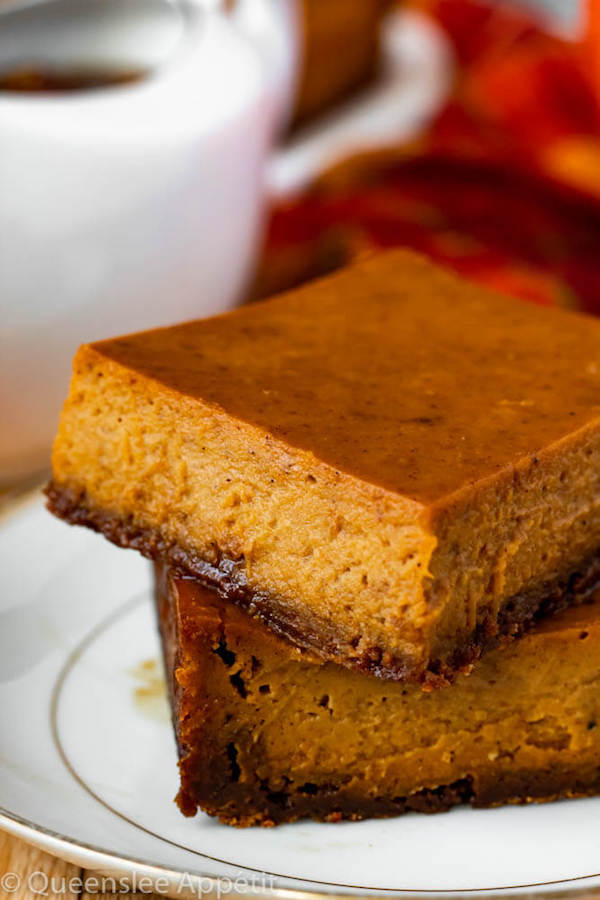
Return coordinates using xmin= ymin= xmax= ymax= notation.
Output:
xmin=47 ymin=481 xmax=600 ymax=687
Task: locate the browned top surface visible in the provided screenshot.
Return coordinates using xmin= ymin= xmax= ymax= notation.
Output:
xmin=92 ymin=250 xmax=600 ymax=504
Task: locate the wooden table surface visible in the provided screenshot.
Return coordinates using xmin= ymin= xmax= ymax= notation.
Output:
xmin=0 ymin=831 xmax=163 ymax=900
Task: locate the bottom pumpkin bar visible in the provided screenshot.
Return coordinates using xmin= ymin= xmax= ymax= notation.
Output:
xmin=155 ymin=563 xmax=600 ymax=827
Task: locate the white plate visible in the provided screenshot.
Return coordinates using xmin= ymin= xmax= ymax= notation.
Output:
xmin=2 ymin=495 xmax=600 ymax=899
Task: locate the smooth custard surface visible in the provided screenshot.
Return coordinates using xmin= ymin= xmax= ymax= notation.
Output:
xmin=85 ymin=252 xmax=600 ymax=503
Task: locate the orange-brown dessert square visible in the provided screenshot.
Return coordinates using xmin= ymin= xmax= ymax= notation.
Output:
xmin=48 ymin=251 xmax=600 ymax=683
xmin=156 ymin=565 xmax=600 ymax=826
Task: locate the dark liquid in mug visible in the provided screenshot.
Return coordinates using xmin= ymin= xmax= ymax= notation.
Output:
xmin=0 ymin=64 xmax=145 ymax=92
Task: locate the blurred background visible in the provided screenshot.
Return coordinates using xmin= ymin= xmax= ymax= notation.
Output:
xmin=0 ymin=0 xmax=598 ymax=490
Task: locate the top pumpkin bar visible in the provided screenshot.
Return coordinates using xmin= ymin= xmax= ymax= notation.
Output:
xmin=48 ymin=250 xmax=600 ymax=685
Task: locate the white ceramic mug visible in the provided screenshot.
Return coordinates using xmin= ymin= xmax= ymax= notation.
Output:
xmin=0 ymin=0 xmax=450 ymax=483
xmin=0 ymin=0 xmax=299 ymax=482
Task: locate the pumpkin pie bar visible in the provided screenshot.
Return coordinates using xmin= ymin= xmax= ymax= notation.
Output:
xmin=48 ymin=250 xmax=600 ymax=684
xmin=156 ymin=564 xmax=600 ymax=826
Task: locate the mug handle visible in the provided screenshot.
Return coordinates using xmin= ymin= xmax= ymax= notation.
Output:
xmin=265 ymin=8 xmax=453 ymax=200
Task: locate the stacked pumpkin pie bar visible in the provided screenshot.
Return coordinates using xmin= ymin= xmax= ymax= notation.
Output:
xmin=48 ymin=250 xmax=600 ymax=826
